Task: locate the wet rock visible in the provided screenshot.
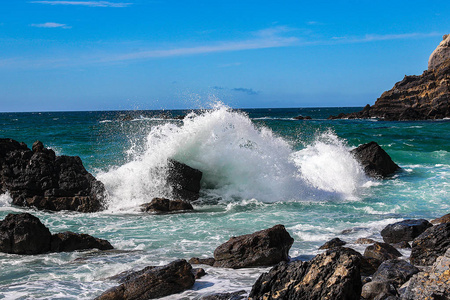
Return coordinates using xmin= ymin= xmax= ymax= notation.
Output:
xmin=361 ymin=257 xmax=382 ymax=276
xmin=167 ymin=159 xmax=202 ymax=201
xmin=318 ymin=237 xmax=346 ymax=249
xmin=372 ymin=259 xmax=419 ymax=289
xmin=95 ymin=259 xmax=195 ymax=300
xmin=393 ymin=241 xmax=411 ymax=249
xmin=431 ymin=213 xmax=450 ymax=225
xmin=201 ymin=290 xmax=247 ymax=300
xmin=364 ymin=242 xmax=402 ymax=262
xmin=381 ymin=219 xmax=432 ymax=244
xmin=213 ymin=224 xmax=294 ymax=269
xmin=361 ymin=281 xmax=397 ymax=300
xmin=410 ymin=222 xmax=450 ymax=266
xmin=356 ymin=238 xmax=376 ymax=244
xmin=351 ymin=141 xmax=400 ymax=178
xmin=188 ymin=257 xmax=215 ymax=266
xmin=0 ymin=213 xmax=51 ymax=254
xmin=0 ymin=138 xmax=106 ymax=212
xmin=192 ymin=268 xmax=206 ymax=279
xmin=140 ymin=198 xmax=193 ymax=213
xmin=248 ymin=247 xmax=362 ymax=300
xmin=400 ymin=248 xmax=450 ymax=300
xmin=293 ymin=115 xmax=312 ymax=120
xmin=50 ymin=231 xmax=113 ymax=252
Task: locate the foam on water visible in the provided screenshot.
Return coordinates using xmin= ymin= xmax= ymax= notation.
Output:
xmin=98 ymin=104 xmax=371 ymax=211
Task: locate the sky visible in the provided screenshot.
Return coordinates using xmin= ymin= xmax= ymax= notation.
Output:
xmin=0 ymin=0 xmax=449 ymax=112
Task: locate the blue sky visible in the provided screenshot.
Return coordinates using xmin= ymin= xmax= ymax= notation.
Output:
xmin=0 ymin=0 xmax=449 ymax=112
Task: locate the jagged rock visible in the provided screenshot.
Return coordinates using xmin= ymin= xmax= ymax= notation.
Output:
xmin=328 ymin=35 xmax=450 ymax=121
xmin=167 ymin=159 xmax=202 ymax=201
xmin=188 ymin=257 xmax=215 ymax=266
xmin=318 ymin=237 xmax=346 ymax=249
xmin=95 ymin=259 xmax=195 ymax=300
xmin=356 ymin=238 xmax=376 ymax=244
xmin=364 ymin=242 xmax=402 ymax=262
xmin=381 ymin=219 xmax=432 ymax=244
xmin=0 ymin=213 xmax=51 ymax=254
xmin=372 ymin=259 xmax=419 ymax=289
xmin=213 ymin=224 xmax=294 ymax=269
xmin=0 ymin=138 xmax=106 ymax=212
xmin=248 ymin=247 xmax=362 ymax=300
xmin=410 ymin=222 xmax=450 ymax=266
xmin=431 ymin=213 xmax=450 ymax=225
xmin=429 ymin=34 xmax=450 ymax=70
xmin=201 ymin=290 xmax=247 ymax=300
xmin=50 ymin=231 xmax=113 ymax=252
xmin=400 ymin=248 xmax=450 ymax=300
xmin=362 ymin=281 xmax=397 ymax=300
xmin=140 ymin=198 xmax=193 ymax=213
xmin=351 ymin=142 xmax=400 ymax=178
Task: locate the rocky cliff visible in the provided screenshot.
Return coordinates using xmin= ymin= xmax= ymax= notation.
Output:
xmin=329 ymin=34 xmax=450 ymax=121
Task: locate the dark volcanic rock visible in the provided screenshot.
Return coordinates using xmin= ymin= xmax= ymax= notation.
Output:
xmin=192 ymin=268 xmax=206 ymax=279
xmin=167 ymin=159 xmax=202 ymax=201
xmin=188 ymin=257 xmax=215 ymax=266
xmin=410 ymin=222 xmax=450 ymax=266
xmin=213 ymin=224 xmax=294 ymax=269
xmin=431 ymin=213 xmax=450 ymax=225
xmin=361 ymin=281 xmax=397 ymax=300
xmin=381 ymin=219 xmax=432 ymax=244
xmin=318 ymin=237 xmax=346 ymax=249
xmin=95 ymin=259 xmax=195 ymax=300
xmin=356 ymin=238 xmax=376 ymax=244
xmin=372 ymin=259 xmax=419 ymax=289
xmin=364 ymin=242 xmax=402 ymax=262
xmin=0 ymin=213 xmax=51 ymax=254
xmin=201 ymin=290 xmax=247 ymax=300
xmin=293 ymin=115 xmax=312 ymax=120
xmin=328 ymin=35 xmax=450 ymax=121
xmin=248 ymin=247 xmax=362 ymax=300
xmin=351 ymin=141 xmax=400 ymax=178
xmin=400 ymin=248 xmax=450 ymax=300
xmin=50 ymin=231 xmax=113 ymax=252
xmin=0 ymin=138 xmax=106 ymax=212
xmin=140 ymin=198 xmax=193 ymax=213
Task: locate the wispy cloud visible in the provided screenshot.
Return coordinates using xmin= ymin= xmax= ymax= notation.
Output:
xmin=329 ymin=32 xmax=441 ymax=44
xmin=30 ymin=1 xmax=132 ymax=7
xmin=232 ymin=88 xmax=259 ymax=95
xmin=30 ymin=22 xmax=71 ymax=28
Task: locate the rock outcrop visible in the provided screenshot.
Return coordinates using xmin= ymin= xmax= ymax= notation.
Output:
xmin=213 ymin=224 xmax=294 ymax=269
xmin=140 ymin=198 xmax=193 ymax=213
xmin=381 ymin=219 xmax=432 ymax=244
xmin=371 ymin=259 xmax=419 ymax=289
xmin=0 ymin=139 xmax=106 ymax=212
xmin=95 ymin=259 xmax=195 ymax=300
xmin=431 ymin=213 xmax=450 ymax=225
xmin=167 ymin=159 xmax=202 ymax=201
xmin=410 ymin=222 xmax=450 ymax=266
xmin=248 ymin=247 xmax=363 ymax=300
xmin=329 ymin=35 xmax=450 ymax=121
xmin=0 ymin=213 xmax=113 ymax=254
xmin=351 ymin=141 xmax=400 ymax=178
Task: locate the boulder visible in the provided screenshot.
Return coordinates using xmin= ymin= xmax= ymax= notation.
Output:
xmin=50 ymin=231 xmax=113 ymax=252
xmin=355 ymin=237 xmax=376 ymax=244
xmin=213 ymin=224 xmax=294 ymax=269
xmin=410 ymin=222 xmax=450 ymax=266
xmin=393 ymin=241 xmax=411 ymax=249
xmin=381 ymin=219 xmax=432 ymax=244
xmin=140 ymin=198 xmax=193 ymax=213
xmin=201 ymin=290 xmax=247 ymax=300
xmin=351 ymin=142 xmax=400 ymax=178
xmin=400 ymin=248 xmax=450 ymax=300
xmin=428 ymin=34 xmax=450 ymax=70
xmin=167 ymin=159 xmax=202 ymax=201
xmin=0 ymin=213 xmax=51 ymax=254
xmin=318 ymin=237 xmax=346 ymax=249
xmin=0 ymin=138 xmax=106 ymax=212
xmin=364 ymin=242 xmax=402 ymax=262
xmin=188 ymin=257 xmax=215 ymax=266
xmin=361 ymin=281 xmax=397 ymax=300
xmin=431 ymin=213 xmax=450 ymax=225
xmin=372 ymin=259 xmax=419 ymax=288
xmin=95 ymin=259 xmax=195 ymax=300
xmin=192 ymin=268 xmax=206 ymax=279
xmin=248 ymin=247 xmax=362 ymax=300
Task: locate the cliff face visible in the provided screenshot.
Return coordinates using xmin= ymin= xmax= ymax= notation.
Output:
xmin=330 ymin=35 xmax=450 ymax=121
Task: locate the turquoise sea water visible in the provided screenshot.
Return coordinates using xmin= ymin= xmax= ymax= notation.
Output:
xmin=0 ymin=105 xmax=449 ymax=299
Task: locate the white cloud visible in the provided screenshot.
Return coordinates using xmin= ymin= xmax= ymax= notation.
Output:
xmin=30 ymin=22 xmax=71 ymax=28
xmin=30 ymin=1 xmax=131 ymax=7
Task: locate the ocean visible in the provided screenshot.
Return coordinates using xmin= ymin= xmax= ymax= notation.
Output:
xmin=0 ymin=104 xmax=449 ymax=299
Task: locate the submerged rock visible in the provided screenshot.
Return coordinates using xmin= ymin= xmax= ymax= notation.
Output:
xmin=364 ymin=242 xmax=402 ymax=262
xmin=167 ymin=159 xmax=202 ymax=201
xmin=410 ymin=222 xmax=450 ymax=266
xmin=213 ymin=224 xmax=294 ymax=269
xmin=50 ymin=231 xmax=113 ymax=252
xmin=0 ymin=138 xmax=106 ymax=212
xmin=140 ymin=198 xmax=193 ymax=213
xmin=248 ymin=247 xmax=362 ymax=300
xmin=351 ymin=141 xmax=400 ymax=178
xmin=95 ymin=259 xmax=195 ymax=300
xmin=381 ymin=219 xmax=432 ymax=244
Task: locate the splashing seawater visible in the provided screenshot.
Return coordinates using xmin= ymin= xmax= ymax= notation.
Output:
xmin=98 ymin=104 xmax=371 ymax=211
